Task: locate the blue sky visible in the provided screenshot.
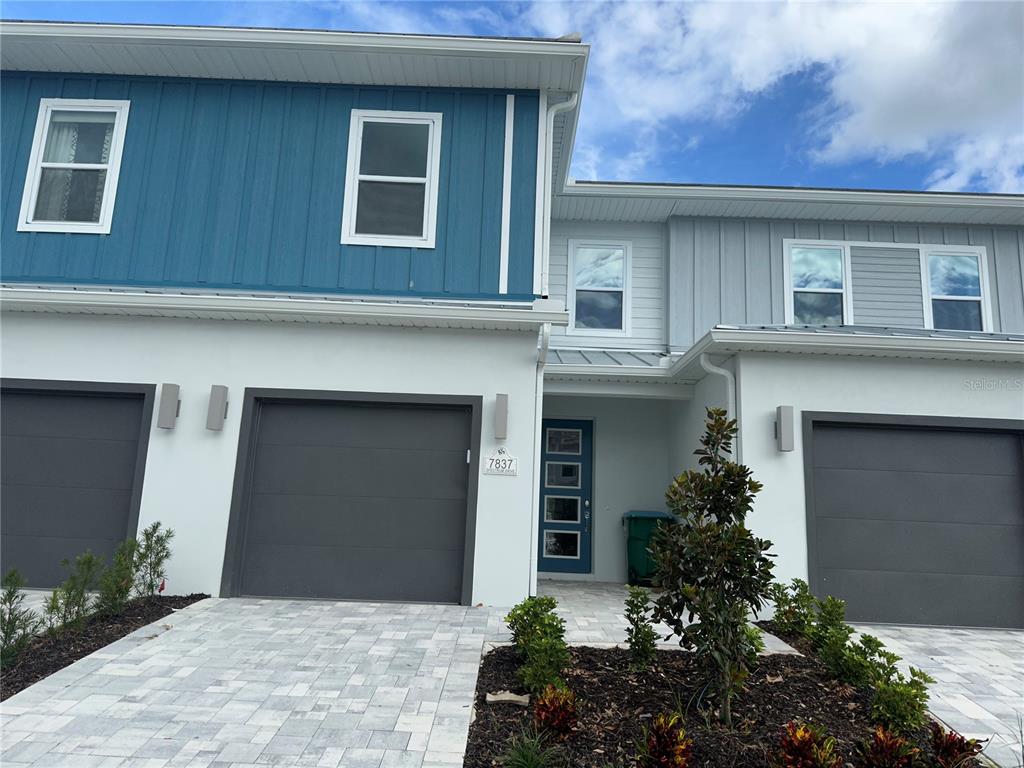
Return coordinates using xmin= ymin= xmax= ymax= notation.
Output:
xmin=5 ymin=1 xmax=1022 ymax=193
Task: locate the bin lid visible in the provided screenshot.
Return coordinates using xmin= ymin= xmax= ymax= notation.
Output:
xmin=622 ymin=510 xmax=674 ymax=519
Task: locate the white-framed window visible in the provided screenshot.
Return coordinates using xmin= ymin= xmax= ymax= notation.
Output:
xmin=340 ymin=109 xmax=443 ymax=248
xmin=17 ymin=99 xmax=131 ymax=234
xmin=568 ymin=239 xmax=631 ymax=334
xmin=783 ymin=241 xmax=853 ymax=325
xmin=922 ymin=248 xmax=992 ymax=332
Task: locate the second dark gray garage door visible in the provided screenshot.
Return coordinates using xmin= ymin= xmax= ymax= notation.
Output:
xmin=808 ymin=419 xmax=1024 ymax=628
xmin=232 ymin=397 xmax=474 ymax=603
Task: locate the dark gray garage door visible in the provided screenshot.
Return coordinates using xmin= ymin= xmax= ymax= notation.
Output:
xmin=232 ymin=398 xmax=474 ymax=603
xmin=1 ymin=384 xmax=151 ymax=587
xmin=808 ymin=419 xmax=1024 ymax=628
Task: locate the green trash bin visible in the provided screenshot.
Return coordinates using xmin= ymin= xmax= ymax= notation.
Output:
xmin=623 ymin=510 xmax=674 ymax=586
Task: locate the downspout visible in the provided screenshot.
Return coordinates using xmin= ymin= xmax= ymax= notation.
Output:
xmin=528 ymin=323 xmax=551 ymax=596
xmin=541 ymin=92 xmax=579 ymax=297
xmin=699 ymin=352 xmax=740 ymax=461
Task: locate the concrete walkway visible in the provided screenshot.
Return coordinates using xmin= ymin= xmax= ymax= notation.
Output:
xmin=855 ymin=624 xmax=1024 ymax=767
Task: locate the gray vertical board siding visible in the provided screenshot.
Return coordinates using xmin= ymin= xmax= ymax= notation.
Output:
xmin=665 ymin=218 xmax=1024 ymax=349
xmin=549 ymin=220 xmax=668 ymax=349
xmin=849 ymin=246 xmax=925 ymax=328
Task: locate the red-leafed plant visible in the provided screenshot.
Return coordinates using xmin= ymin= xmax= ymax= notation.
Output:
xmin=853 ymin=726 xmax=920 ymax=768
xmin=533 ymin=684 xmax=577 ymax=734
xmin=773 ymin=722 xmax=843 ymax=768
xmin=642 ymin=713 xmax=693 ymax=768
xmin=929 ymin=722 xmax=985 ymax=767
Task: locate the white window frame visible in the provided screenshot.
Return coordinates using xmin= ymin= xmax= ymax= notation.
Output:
xmin=543 ymin=530 xmax=581 ymax=560
xmin=920 ymin=246 xmax=993 ymax=332
xmin=783 ymin=240 xmax=854 ymax=325
xmin=567 ymin=239 xmax=632 ymax=336
xmin=18 ymin=98 xmax=131 ymax=235
xmin=340 ymin=109 xmax=443 ymax=249
xmin=543 ymin=496 xmax=582 ymax=524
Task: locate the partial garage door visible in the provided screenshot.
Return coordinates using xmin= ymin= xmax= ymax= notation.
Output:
xmin=1 ymin=384 xmax=152 ymax=587
xmin=808 ymin=419 xmax=1024 ymax=628
xmin=231 ymin=397 xmax=474 ymax=603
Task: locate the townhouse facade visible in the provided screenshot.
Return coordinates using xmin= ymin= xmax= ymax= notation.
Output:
xmin=1 ymin=22 xmax=1021 ymax=627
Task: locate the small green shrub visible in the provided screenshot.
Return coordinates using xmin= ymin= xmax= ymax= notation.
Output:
xmin=625 ymin=586 xmax=658 ymax=670
xmin=741 ymin=624 xmax=766 ymax=666
xmin=44 ymin=551 xmax=104 ymax=633
xmin=869 ymin=661 xmax=933 ymax=735
xmin=818 ymin=632 xmax=883 ymax=689
xmin=502 ymin=728 xmax=561 ymax=768
xmin=506 ymin=595 xmax=559 ymax=652
xmin=1 ymin=570 xmax=41 ymax=667
xmin=928 ymin=722 xmax=985 ymax=767
xmin=134 ymin=522 xmax=175 ymax=597
xmin=96 ymin=538 xmax=139 ymax=616
xmin=768 ymin=579 xmax=817 ymax=637
xmin=853 ymin=726 xmax=919 ymax=768
xmin=808 ymin=596 xmax=850 ymax=650
xmin=772 ymin=722 xmax=843 ymax=768
xmin=519 ymin=632 xmax=570 ymax=695
xmin=640 ymin=713 xmax=693 ymax=768
xmin=533 ymin=683 xmax=577 ymax=734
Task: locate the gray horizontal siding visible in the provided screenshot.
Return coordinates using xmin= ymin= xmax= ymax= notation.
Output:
xmin=549 ymin=220 xmax=667 ymax=350
xmin=850 ymin=247 xmax=924 ymax=328
xmin=668 ymin=218 xmax=1024 ymax=349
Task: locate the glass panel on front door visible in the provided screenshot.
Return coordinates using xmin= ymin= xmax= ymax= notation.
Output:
xmin=538 ymin=419 xmax=593 ymax=574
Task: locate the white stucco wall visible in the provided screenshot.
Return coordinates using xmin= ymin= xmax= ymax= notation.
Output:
xmin=1 ymin=312 xmax=542 ymax=605
xmin=540 ymin=395 xmax=676 ymax=583
xmin=736 ymin=352 xmax=1024 ymax=586
xmin=669 ymin=370 xmax=729 ymax=474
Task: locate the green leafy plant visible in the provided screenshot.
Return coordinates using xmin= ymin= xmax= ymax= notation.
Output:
xmin=640 ymin=713 xmax=693 ymax=768
xmin=1 ymin=570 xmax=41 ymax=667
xmin=928 ymin=722 xmax=985 ymax=768
xmin=772 ymin=722 xmax=843 ymax=768
xmin=853 ymin=726 xmax=920 ymax=768
xmin=768 ymin=579 xmax=817 ymax=637
xmin=519 ymin=632 xmax=571 ymax=695
xmin=818 ymin=632 xmax=883 ymax=689
xmin=650 ymin=408 xmax=775 ymax=726
xmin=134 ymin=522 xmax=175 ymax=597
xmin=44 ymin=551 xmax=104 ymax=633
xmin=506 ymin=595 xmax=560 ymax=652
xmin=96 ymin=538 xmax=139 ymax=616
xmin=502 ymin=728 xmax=561 ymax=768
xmin=808 ymin=596 xmax=851 ymax=651
xmin=869 ymin=660 xmax=934 ymax=735
xmin=741 ymin=624 xmax=766 ymax=666
xmin=533 ymin=683 xmax=577 ymax=734
xmin=625 ymin=586 xmax=658 ymax=670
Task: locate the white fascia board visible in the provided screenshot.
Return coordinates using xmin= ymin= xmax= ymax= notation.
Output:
xmin=0 ymin=286 xmax=569 ymax=330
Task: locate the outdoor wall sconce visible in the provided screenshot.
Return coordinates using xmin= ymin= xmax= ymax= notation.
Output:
xmin=494 ymin=393 xmax=509 ymax=440
xmin=156 ymin=383 xmax=181 ymax=429
xmin=775 ymin=405 xmax=794 ymax=452
xmin=206 ymin=385 xmax=228 ymax=431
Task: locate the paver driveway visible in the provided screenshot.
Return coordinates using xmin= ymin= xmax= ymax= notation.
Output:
xmin=1 ymin=598 xmax=510 ymax=768
xmin=856 ymin=625 xmax=1024 ymax=767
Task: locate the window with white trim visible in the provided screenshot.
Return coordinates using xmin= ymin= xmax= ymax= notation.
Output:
xmin=568 ymin=240 xmax=631 ymax=333
xmin=787 ymin=244 xmax=849 ymax=325
xmin=924 ymin=251 xmax=987 ymax=331
xmin=18 ymin=99 xmax=130 ymax=234
xmin=340 ymin=110 xmax=442 ymax=248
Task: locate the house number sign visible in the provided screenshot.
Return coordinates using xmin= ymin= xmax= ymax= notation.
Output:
xmin=483 ymin=447 xmax=519 ymax=476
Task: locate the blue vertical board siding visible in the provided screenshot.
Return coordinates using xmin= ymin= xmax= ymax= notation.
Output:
xmin=1 ymin=72 xmax=539 ymax=300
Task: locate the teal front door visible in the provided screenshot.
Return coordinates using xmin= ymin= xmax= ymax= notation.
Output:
xmin=538 ymin=419 xmax=593 ymax=573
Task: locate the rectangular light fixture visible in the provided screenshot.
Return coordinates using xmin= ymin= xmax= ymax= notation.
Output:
xmin=776 ymin=405 xmax=794 ymax=452
xmin=206 ymin=385 xmax=228 ymax=431
xmin=494 ymin=393 xmax=509 ymax=440
xmin=157 ymin=383 xmax=180 ymax=429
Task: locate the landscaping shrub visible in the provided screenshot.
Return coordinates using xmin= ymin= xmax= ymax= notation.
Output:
xmin=741 ymin=624 xmax=766 ymax=666
xmin=502 ymin=728 xmax=561 ymax=768
xmin=44 ymin=551 xmax=104 ymax=633
xmin=1 ymin=570 xmax=41 ymax=667
xmin=808 ymin=595 xmax=851 ymax=651
xmin=818 ymin=632 xmax=882 ymax=689
xmin=96 ymin=538 xmax=139 ymax=616
xmin=853 ymin=726 xmax=919 ymax=768
xmin=134 ymin=522 xmax=175 ymax=597
xmin=506 ymin=595 xmax=559 ymax=652
xmin=533 ymin=683 xmax=577 ymax=734
xmin=869 ymin=660 xmax=933 ymax=735
xmin=768 ymin=579 xmax=816 ymax=637
xmin=928 ymin=722 xmax=985 ymax=767
xmin=650 ymin=408 xmax=775 ymax=726
xmin=506 ymin=595 xmax=570 ymax=694
xmin=624 ymin=585 xmax=658 ymax=670
xmin=640 ymin=713 xmax=693 ymax=768
xmin=772 ymin=722 xmax=843 ymax=768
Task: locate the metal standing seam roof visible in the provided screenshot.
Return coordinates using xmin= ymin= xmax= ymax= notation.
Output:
xmin=722 ymin=323 xmax=1024 ymax=343
xmin=547 ymin=348 xmax=670 ymax=367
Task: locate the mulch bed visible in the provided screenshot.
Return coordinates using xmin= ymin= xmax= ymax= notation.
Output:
xmin=465 ymin=644 xmax=955 ymax=768
xmin=0 ymin=593 xmax=208 ymax=701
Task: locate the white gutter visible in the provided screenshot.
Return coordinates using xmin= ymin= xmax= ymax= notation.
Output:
xmin=528 ymin=324 xmax=552 ymax=595
xmin=699 ymin=352 xmax=739 ymax=460
xmin=540 ymin=93 xmax=580 ymax=296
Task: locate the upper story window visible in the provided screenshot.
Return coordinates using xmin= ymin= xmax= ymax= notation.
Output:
xmin=340 ymin=110 xmax=443 ymax=249
xmin=568 ymin=240 xmax=631 ymax=334
xmin=924 ymin=250 xmax=990 ymax=331
xmin=786 ymin=244 xmax=851 ymax=325
xmin=18 ymin=99 xmax=130 ymax=235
